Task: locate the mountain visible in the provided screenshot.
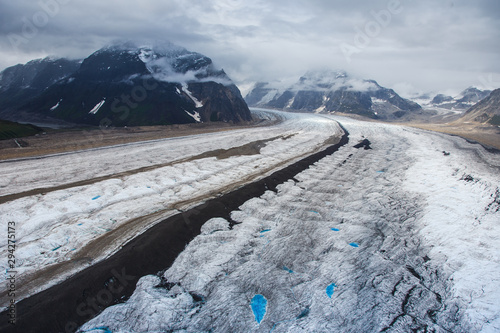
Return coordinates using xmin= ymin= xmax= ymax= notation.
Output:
xmin=429 ymin=87 xmax=491 ymax=110
xmin=431 ymin=94 xmax=454 ymax=105
xmin=459 ymin=88 xmax=500 ymax=125
xmin=245 ymin=70 xmax=421 ymax=119
xmin=0 ymin=57 xmax=81 ymax=110
xmin=0 ymin=41 xmax=251 ymax=127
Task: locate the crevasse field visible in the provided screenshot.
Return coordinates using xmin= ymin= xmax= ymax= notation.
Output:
xmin=1 ymin=109 xmax=499 ymax=332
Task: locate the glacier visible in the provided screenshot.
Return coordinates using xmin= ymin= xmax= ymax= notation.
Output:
xmin=0 ymin=108 xmax=498 ymax=332
xmin=76 ymin=112 xmax=500 ymax=332
xmin=0 ymin=109 xmax=343 ymax=304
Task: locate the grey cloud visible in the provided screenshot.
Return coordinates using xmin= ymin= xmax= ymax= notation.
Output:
xmin=0 ymin=0 xmax=499 ymax=95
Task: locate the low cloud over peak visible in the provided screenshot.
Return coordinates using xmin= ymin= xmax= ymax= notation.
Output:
xmin=1 ymin=0 xmax=499 ymax=95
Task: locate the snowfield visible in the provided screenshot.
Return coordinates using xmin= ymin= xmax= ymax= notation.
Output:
xmin=78 ymin=114 xmax=500 ymax=332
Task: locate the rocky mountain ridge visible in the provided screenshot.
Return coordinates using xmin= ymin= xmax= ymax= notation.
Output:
xmin=0 ymin=41 xmax=251 ymax=127
xmin=245 ymin=70 xmax=421 ymax=120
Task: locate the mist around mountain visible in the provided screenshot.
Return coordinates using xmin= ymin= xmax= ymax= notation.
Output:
xmin=427 ymin=87 xmax=492 ymax=111
xmin=0 ymin=41 xmax=251 ymax=127
xmin=245 ymin=70 xmax=422 ymax=120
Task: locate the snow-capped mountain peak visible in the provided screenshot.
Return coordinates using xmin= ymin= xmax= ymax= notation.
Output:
xmin=293 ymin=70 xmax=382 ymax=94
xmin=0 ymin=41 xmax=252 ymax=126
xmin=245 ymin=70 xmax=421 ymax=119
xmin=428 ymin=86 xmax=492 ymax=110
xmin=299 ymin=69 xmax=348 ymax=84
xmin=92 ymin=40 xmax=230 ymax=85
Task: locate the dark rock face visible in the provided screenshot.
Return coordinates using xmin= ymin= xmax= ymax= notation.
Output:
xmin=291 ymin=90 xmax=325 ymax=110
xmin=245 ymin=70 xmax=421 ymax=119
xmin=0 ymin=58 xmax=81 ymax=110
xmin=366 ymin=82 xmax=421 ymax=112
xmin=324 ymin=89 xmax=374 ymax=117
xmin=187 ymin=82 xmax=251 ymax=123
xmin=0 ymin=42 xmax=251 ymax=126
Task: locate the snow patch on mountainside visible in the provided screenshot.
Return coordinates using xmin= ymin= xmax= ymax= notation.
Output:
xmin=371 ymin=97 xmax=386 ymax=104
xmin=185 ymin=110 xmax=201 ymax=122
xmin=0 ymin=110 xmax=343 ymax=304
xmin=50 ymin=99 xmax=62 ymax=111
xmin=88 ymin=99 xmax=105 ymax=114
xmin=181 ymin=83 xmax=203 ymax=108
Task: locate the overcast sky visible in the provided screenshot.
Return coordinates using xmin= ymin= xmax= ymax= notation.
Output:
xmin=1 ymin=0 xmax=499 ymax=97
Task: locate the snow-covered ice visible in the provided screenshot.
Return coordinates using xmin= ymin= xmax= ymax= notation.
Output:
xmin=79 ymin=114 xmax=500 ymax=332
xmin=0 ymin=109 xmax=342 ymax=303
